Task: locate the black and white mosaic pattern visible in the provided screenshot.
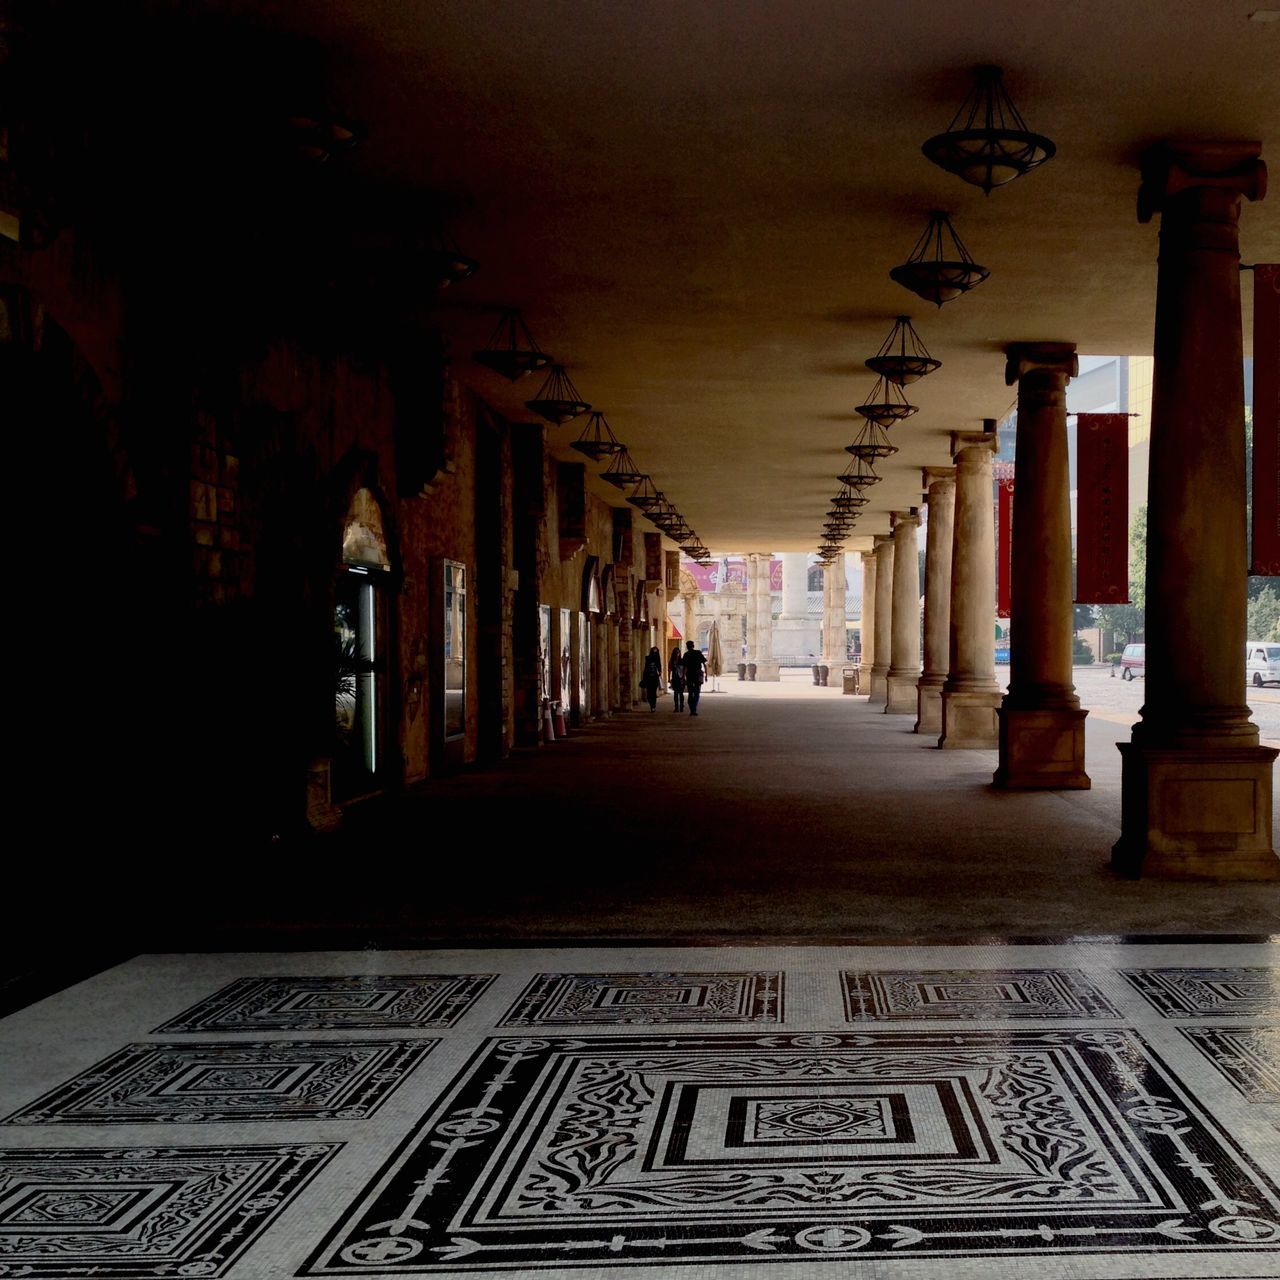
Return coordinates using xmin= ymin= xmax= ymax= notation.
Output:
xmin=153 ymin=974 xmax=495 ymax=1032
xmin=301 ymin=1028 xmax=1280 ymax=1272
xmin=1122 ymin=967 xmax=1280 ymax=1017
xmin=501 ymin=971 xmax=784 ymax=1025
xmin=2 ymin=1040 xmax=437 ymax=1124
xmin=1180 ymin=1026 xmax=1280 ymax=1104
xmin=0 ymin=1143 xmax=336 ymax=1276
xmin=841 ymin=968 xmax=1119 ymax=1021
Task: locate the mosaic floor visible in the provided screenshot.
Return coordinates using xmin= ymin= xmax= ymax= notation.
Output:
xmin=1 ymin=942 xmax=1277 ymax=1278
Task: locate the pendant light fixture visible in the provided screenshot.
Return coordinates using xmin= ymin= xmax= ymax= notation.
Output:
xmin=569 ymin=410 xmax=624 ymax=460
xmin=846 ymin=419 xmax=900 ymax=460
xmin=472 ymin=309 xmax=551 ymax=381
xmin=923 ymin=65 xmax=1055 ymax=194
xmin=601 ymin=448 xmax=646 ymax=488
xmin=856 ymin=375 xmax=918 ymax=427
xmin=890 ymin=212 xmax=989 ymax=306
xmin=866 ymin=316 xmax=941 ymax=384
xmin=831 ymin=485 xmax=867 ymax=511
xmin=837 ymin=455 xmax=881 ymax=490
xmin=426 ymin=224 xmax=479 ymax=290
xmin=526 ymin=364 xmax=591 ymax=425
xmin=626 ymin=477 xmax=662 ymax=510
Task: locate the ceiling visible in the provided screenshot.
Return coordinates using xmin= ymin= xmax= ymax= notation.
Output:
xmin=173 ymin=0 xmax=1280 ymax=550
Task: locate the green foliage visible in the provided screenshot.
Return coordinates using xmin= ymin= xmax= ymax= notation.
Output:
xmin=1128 ymin=503 xmax=1147 ymax=613
xmin=1105 ymin=652 xmax=1123 ymax=664
xmin=1247 ymin=585 xmax=1280 ymax=642
xmin=1072 ymin=635 xmax=1095 ymax=665
xmin=1073 ymin=602 xmax=1095 ymax=631
xmin=1095 ymin=601 xmax=1144 ymax=645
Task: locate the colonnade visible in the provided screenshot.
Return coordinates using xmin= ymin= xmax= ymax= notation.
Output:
xmin=860 ymin=139 xmax=1274 ymax=879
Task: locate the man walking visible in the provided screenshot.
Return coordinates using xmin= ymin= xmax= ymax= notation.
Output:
xmin=681 ymin=640 xmax=707 ymax=716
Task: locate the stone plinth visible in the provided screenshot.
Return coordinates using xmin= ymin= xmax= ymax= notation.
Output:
xmin=996 ymin=707 xmax=1090 ymax=790
xmin=940 ymin=691 xmax=1003 ymax=750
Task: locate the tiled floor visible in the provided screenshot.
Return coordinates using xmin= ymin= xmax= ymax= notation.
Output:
xmin=1 ymin=941 xmax=1278 ymax=1278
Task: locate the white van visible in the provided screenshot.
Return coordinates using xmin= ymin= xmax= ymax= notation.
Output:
xmin=1246 ymin=641 xmax=1280 ymax=688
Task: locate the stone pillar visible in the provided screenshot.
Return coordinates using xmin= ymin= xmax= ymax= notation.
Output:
xmin=746 ymin=553 xmax=780 ymax=680
xmin=916 ymin=469 xmax=955 ymax=734
xmin=858 ymin=550 xmax=876 ymax=691
xmin=822 ymin=553 xmax=847 ymax=666
xmin=869 ymin=535 xmax=894 ymax=702
xmin=780 ymin=552 xmax=808 ymax=619
xmin=1114 ymin=141 xmax=1276 ymax=878
xmin=885 ymin=512 xmax=922 ymax=714
xmin=941 ymin=431 xmax=1002 ymax=748
xmin=993 ymin=343 xmax=1090 ymax=788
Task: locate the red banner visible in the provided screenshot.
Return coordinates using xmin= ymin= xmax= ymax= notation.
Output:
xmin=997 ymin=478 xmax=1013 ymax=617
xmin=1252 ymin=264 xmax=1280 ymax=576
xmin=1075 ymin=413 xmax=1130 ymax=603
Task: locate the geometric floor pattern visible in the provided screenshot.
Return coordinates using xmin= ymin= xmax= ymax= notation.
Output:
xmin=500 ymin=971 xmax=784 ymax=1025
xmin=153 ymin=974 xmax=496 ymax=1032
xmin=1 ymin=1040 xmax=437 ymax=1124
xmin=2 ymin=944 xmax=1278 ymax=1279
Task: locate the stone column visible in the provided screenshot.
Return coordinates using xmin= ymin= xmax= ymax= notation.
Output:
xmin=746 ymin=553 xmax=780 ymax=680
xmin=994 ymin=343 xmax=1090 ymax=788
xmin=885 ymin=511 xmax=922 ymax=714
xmin=858 ymin=551 xmax=876 ymax=692
xmin=1114 ymin=141 xmax=1276 ymax=878
xmin=822 ymin=553 xmax=847 ymax=666
xmin=780 ymin=552 xmax=808 ymax=619
xmin=869 ymin=535 xmax=894 ymax=702
xmin=916 ymin=469 xmax=955 ymax=734
xmin=941 ymin=431 xmax=1002 ymax=748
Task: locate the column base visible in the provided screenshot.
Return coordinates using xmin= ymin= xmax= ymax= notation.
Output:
xmin=994 ymin=706 xmax=1090 ymax=789
xmin=885 ymin=672 xmax=918 ymax=714
xmin=939 ymin=689 xmax=1001 ymax=749
xmin=858 ymin=664 xmax=874 ymax=696
xmin=1111 ymin=741 xmax=1279 ymax=880
xmin=868 ymin=667 xmax=889 ymax=702
xmin=915 ymin=679 xmax=944 ymax=734
xmin=750 ymin=660 xmax=781 ymax=682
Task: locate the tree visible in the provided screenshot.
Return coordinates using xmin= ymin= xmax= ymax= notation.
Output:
xmin=1247 ymin=585 xmax=1280 ymax=641
xmin=1128 ymin=503 xmax=1147 ymax=613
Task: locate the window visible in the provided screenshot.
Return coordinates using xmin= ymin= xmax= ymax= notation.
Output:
xmin=444 ymin=561 xmax=466 ymax=739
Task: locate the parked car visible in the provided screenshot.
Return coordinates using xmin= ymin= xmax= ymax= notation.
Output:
xmin=1246 ymin=641 xmax=1280 ymax=687
xmin=1120 ymin=643 xmax=1145 ymax=680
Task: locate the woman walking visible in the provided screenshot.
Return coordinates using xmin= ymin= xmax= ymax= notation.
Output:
xmin=641 ymin=646 xmax=663 ymax=711
xmin=669 ymin=644 xmax=686 ymax=712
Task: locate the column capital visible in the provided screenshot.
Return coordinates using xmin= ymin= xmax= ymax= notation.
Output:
xmin=1004 ymin=342 xmax=1078 ymax=386
xmin=950 ymin=430 xmax=998 ymax=458
xmin=921 ymin=466 xmax=957 ymax=492
xmin=890 ymin=510 xmax=921 ymax=530
xmin=861 ymin=548 xmax=877 ymax=563
xmin=1138 ymin=140 xmax=1266 ymax=223
xmin=873 ymin=533 xmax=893 ymax=548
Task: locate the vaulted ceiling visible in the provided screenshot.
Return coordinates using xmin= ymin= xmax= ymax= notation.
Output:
xmin=175 ymin=0 xmax=1279 ymax=549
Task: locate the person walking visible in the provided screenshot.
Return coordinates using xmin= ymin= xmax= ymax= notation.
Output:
xmin=641 ymin=646 xmax=662 ymax=712
xmin=668 ymin=644 xmax=686 ymax=712
xmin=681 ymin=639 xmax=707 ymax=715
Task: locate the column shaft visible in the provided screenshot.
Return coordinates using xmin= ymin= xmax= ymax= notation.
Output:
xmin=822 ymin=553 xmax=846 ymax=666
xmin=916 ymin=470 xmax=955 ymax=733
xmin=941 ymin=437 xmax=1002 ymax=748
xmin=995 ymin=343 xmax=1090 ymax=789
xmin=858 ymin=551 xmax=876 ymax=691
xmin=869 ymin=536 xmax=894 ymax=702
xmin=886 ymin=514 xmax=922 ymax=713
xmin=1114 ymin=140 xmax=1276 ymax=878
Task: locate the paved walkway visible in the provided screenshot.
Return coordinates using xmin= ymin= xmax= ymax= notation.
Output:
xmin=150 ymin=672 xmax=1280 ymax=948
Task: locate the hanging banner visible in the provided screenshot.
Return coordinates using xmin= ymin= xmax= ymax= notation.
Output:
xmin=997 ymin=478 xmax=1014 ymax=617
xmin=1075 ymin=413 xmax=1131 ymax=603
xmin=1252 ymin=264 xmax=1280 ymax=576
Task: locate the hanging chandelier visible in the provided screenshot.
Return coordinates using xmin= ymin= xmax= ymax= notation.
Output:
xmin=856 ymin=375 xmax=918 ymax=427
xmin=569 ymin=411 xmax=624 ymax=459
xmin=866 ymin=316 xmax=940 ymax=384
xmin=890 ymin=211 xmax=989 ymax=306
xmin=425 ymin=224 xmax=479 ymax=290
xmin=626 ymin=477 xmax=662 ymax=510
xmin=838 ymin=455 xmax=881 ymax=489
xmin=525 ymin=364 xmax=591 ymax=425
xmin=922 ymin=66 xmax=1055 ymax=194
xmin=601 ymin=448 xmax=646 ymax=488
xmin=831 ymin=485 xmax=868 ymax=511
xmin=846 ymin=420 xmax=901 ymax=460
xmin=472 ymin=309 xmax=551 ymax=381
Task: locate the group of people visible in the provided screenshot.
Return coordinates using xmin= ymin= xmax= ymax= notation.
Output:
xmin=641 ymin=640 xmax=707 ymax=715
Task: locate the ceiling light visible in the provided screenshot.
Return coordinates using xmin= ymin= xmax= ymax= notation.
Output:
xmin=831 ymin=485 xmax=868 ymax=510
xmin=601 ymin=448 xmax=646 ymax=487
xmin=890 ymin=211 xmax=990 ymax=307
xmin=569 ymin=410 xmax=624 ymax=459
xmin=472 ymin=309 xmax=551 ymax=381
xmin=837 ymin=455 xmax=881 ymax=489
xmin=865 ymin=316 xmax=941 ymax=384
xmin=525 ymin=364 xmax=591 ymax=425
xmin=922 ymin=65 xmax=1055 ymax=193
xmin=626 ymin=477 xmax=662 ymax=510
